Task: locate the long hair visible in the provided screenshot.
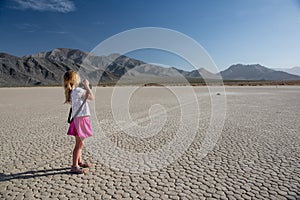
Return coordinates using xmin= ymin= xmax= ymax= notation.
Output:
xmin=63 ymin=70 xmax=80 ymax=104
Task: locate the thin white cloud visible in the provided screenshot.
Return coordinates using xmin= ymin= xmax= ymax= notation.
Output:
xmin=12 ymin=0 xmax=76 ymax=13
xmin=14 ymin=23 xmax=39 ymax=30
xmin=14 ymin=23 xmax=68 ymax=34
xmin=14 ymin=23 xmax=40 ymax=33
xmin=44 ymin=30 xmax=68 ymax=34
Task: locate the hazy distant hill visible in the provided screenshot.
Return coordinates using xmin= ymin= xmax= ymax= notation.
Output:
xmin=274 ymin=67 xmax=300 ymax=76
xmin=187 ymin=68 xmax=219 ymax=79
xmin=1 ymin=48 xmax=299 ymax=86
xmin=220 ymin=64 xmax=300 ymax=81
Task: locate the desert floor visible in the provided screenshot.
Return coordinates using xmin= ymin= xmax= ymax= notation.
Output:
xmin=0 ymin=86 xmax=299 ymax=199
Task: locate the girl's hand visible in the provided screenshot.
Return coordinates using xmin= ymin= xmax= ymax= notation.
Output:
xmin=83 ymin=79 xmax=90 ymax=89
xmin=82 ymin=79 xmax=94 ymax=101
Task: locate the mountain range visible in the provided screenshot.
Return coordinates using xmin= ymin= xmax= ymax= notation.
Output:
xmin=0 ymin=48 xmax=299 ymax=86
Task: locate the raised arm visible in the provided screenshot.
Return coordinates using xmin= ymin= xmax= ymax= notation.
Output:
xmin=82 ymin=80 xmax=94 ymax=101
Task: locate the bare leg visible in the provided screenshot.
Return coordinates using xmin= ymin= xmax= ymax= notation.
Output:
xmin=78 ymin=139 xmax=84 ymax=164
xmin=72 ymin=137 xmax=84 ymax=167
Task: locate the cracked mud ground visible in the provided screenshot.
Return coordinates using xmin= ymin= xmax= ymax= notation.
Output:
xmin=0 ymin=86 xmax=299 ymax=199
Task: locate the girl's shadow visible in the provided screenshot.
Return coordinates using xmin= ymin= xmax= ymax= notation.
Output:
xmin=0 ymin=167 xmax=72 ymax=181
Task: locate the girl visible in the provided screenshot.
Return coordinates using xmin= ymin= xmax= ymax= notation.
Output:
xmin=63 ymin=70 xmax=94 ymax=174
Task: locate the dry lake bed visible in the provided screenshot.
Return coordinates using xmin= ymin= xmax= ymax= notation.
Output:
xmin=0 ymin=86 xmax=299 ymax=199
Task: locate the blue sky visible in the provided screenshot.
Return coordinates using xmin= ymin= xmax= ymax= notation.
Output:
xmin=0 ymin=0 xmax=300 ymax=71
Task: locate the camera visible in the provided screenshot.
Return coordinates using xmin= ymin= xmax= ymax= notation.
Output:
xmin=79 ymin=81 xmax=92 ymax=89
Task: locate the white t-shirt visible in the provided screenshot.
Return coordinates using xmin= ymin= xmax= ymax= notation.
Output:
xmin=71 ymin=87 xmax=90 ymax=118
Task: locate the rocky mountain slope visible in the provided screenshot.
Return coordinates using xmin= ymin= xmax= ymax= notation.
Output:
xmin=0 ymin=48 xmax=137 ymax=86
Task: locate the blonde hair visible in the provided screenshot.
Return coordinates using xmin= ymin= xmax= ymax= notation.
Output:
xmin=63 ymin=70 xmax=80 ymax=104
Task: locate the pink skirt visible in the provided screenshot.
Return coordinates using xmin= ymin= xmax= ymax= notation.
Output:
xmin=67 ymin=116 xmax=92 ymax=138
